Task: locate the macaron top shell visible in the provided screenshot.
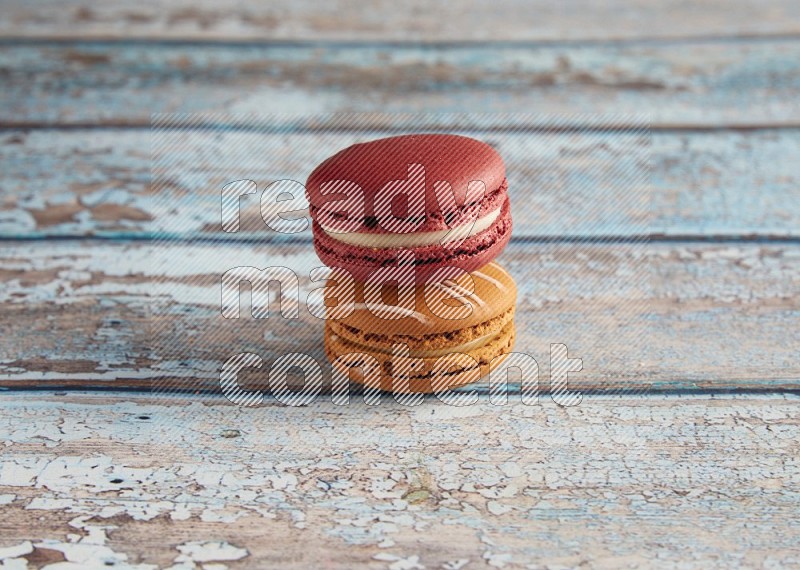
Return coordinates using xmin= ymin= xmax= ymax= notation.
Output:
xmin=306 ymin=134 xmax=506 ymax=234
xmin=325 ymin=261 xmax=517 ymax=337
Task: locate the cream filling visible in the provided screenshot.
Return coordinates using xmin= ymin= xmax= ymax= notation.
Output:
xmin=320 ymin=207 xmax=501 ymax=248
xmin=331 ymin=330 xmax=499 ymax=358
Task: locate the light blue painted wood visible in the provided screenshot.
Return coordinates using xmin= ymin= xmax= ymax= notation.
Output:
xmin=1 ymin=128 xmax=798 ymax=239
xmin=0 ymin=240 xmax=796 ymax=391
xmin=3 ymin=0 xmax=800 ymax=42
xmin=0 ymin=391 xmax=798 ymax=566
xmin=1 ymin=40 xmax=800 ymax=127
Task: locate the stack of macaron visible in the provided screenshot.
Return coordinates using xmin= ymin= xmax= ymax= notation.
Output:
xmin=306 ymin=134 xmax=516 ymax=393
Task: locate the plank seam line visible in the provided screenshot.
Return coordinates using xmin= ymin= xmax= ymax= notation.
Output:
xmin=1 ymin=386 xmax=800 ymax=397
xmin=1 ymin=235 xmax=799 ymax=245
xmin=3 ymin=123 xmax=800 ymax=133
xmin=2 ymin=33 xmax=800 ymax=48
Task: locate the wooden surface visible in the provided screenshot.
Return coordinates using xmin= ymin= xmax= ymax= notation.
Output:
xmin=1 ymin=240 xmax=797 ymax=392
xmin=1 ymin=393 xmax=799 ymax=568
xmin=2 ymin=0 xmax=799 ymax=42
xmin=2 ymin=128 xmax=799 ymax=239
xmin=3 ymin=40 xmax=800 ymax=129
xmin=1 ymin=1 xmax=799 ymax=567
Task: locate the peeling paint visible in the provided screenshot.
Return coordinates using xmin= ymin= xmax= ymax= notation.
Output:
xmin=174 ymin=542 xmax=248 ymax=564
xmin=1 ymin=394 xmax=798 ymax=567
xmin=1 ymin=241 xmax=797 ymax=392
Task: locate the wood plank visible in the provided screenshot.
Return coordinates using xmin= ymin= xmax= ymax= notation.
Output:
xmin=0 ymin=393 xmax=798 ymax=568
xmin=3 ymin=40 xmax=800 ymax=128
xmin=1 ymin=240 xmax=797 ymax=392
xmin=1 ymin=0 xmax=799 ymax=42
xmin=2 ymin=128 xmax=798 ymax=239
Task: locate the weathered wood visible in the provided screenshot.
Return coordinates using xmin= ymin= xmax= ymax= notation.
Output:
xmin=1 ymin=240 xmax=796 ymax=392
xmin=1 ymin=0 xmax=799 ymax=42
xmin=2 ymin=128 xmax=798 ymax=239
xmin=2 ymin=40 xmax=800 ymax=128
xmin=2 ymin=5 xmax=797 ymax=565
xmin=0 ymin=393 xmax=798 ymax=568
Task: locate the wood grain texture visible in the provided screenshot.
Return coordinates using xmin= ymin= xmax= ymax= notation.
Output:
xmin=1 ymin=240 xmax=796 ymax=391
xmin=1 ymin=392 xmax=798 ymax=568
xmin=2 ymin=128 xmax=798 ymax=239
xmin=2 ymin=0 xmax=799 ymax=42
xmin=3 ymin=39 xmax=800 ymax=128
xmin=2 ymin=4 xmax=798 ymax=565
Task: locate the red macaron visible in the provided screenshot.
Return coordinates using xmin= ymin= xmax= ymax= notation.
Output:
xmin=306 ymin=134 xmax=512 ymax=283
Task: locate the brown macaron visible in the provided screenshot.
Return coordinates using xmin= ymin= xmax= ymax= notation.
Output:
xmin=323 ymin=261 xmax=517 ymax=394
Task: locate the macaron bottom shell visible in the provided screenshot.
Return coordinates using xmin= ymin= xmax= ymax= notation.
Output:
xmin=312 ymin=196 xmax=512 ymax=284
xmin=324 ymin=319 xmax=516 ymax=394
